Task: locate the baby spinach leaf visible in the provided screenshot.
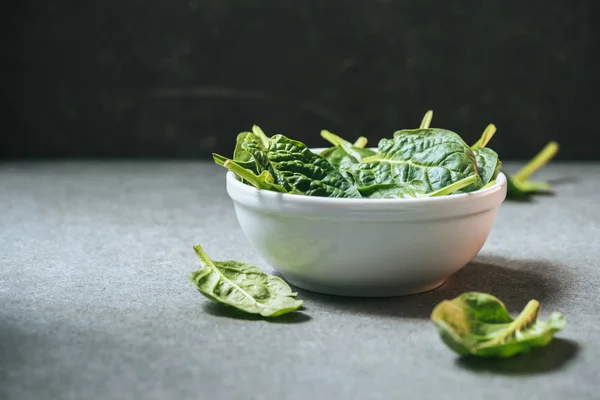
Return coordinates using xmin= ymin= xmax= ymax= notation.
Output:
xmin=251 ymin=125 xmax=270 ymax=147
xmin=506 ymin=141 xmax=559 ymax=199
xmin=234 ymin=131 xmax=254 ymax=164
xmin=189 ymin=244 xmax=303 ymax=317
xmin=242 ymin=133 xmax=362 ymax=198
xmin=348 ymin=128 xmax=483 ymax=193
xmin=358 ymin=174 xmax=480 ymax=199
xmin=213 ymin=154 xmax=287 ymax=193
xmin=474 ymin=148 xmax=501 ymax=186
xmin=231 ymin=126 xmax=271 ymax=181
xmin=470 ymin=124 xmax=501 ymax=186
xmin=431 ymin=292 xmax=566 ymax=358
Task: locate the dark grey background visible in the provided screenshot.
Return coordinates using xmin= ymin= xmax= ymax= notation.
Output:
xmin=2 ymin=0 xmax=599 ymax=160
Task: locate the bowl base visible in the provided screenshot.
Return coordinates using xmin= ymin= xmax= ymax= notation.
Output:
xmin=282 ymin=276 xmax=447 ymax=298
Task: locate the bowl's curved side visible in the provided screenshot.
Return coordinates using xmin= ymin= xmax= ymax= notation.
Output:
xmin=224 ymin=160 xmax=507 ymax=297
xmin=230 ymin=198 xmax=501 ymax=297
xmin=226 ymin=171 xmax=507 ymax=222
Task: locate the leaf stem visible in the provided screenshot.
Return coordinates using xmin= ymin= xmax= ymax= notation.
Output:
xmin=193 ymin=244 xmax=217 ymax=270
xmin=222 ymin=160 xmax=287 ymax=193
xmin=479 ymin=300 xmax=540 ymax=348
xmin=321 ymin=130 xmax=369 ymax=162
xmin=428 ymin=175 xmax=480 ymax=197
xmin=320 ymin=130 xmax=350 ymax=147
xmin=354 ymin=136 xmax=368 ymax=148
xmin=471 ymin=124 xmax=497 ymax=149
xmin=212 ymin=153 xmax=228 ymax=167
xmin=480 ymin=179 xmax=497 ymax=190
xmin=420 ymin=110 xmax=434 ymax=129
xmin=513 ymin=141 xmax=559 ymax=182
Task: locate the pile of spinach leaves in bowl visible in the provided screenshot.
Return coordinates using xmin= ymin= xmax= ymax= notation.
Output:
xmin=212 ymin=110 xmax=559 ymax=200
xmin=190 ymin=109 xmax=566 ymax=359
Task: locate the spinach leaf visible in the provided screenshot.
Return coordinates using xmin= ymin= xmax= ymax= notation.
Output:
xmin=358 ymin=182 xmax=428 ymax=199
xmin=347 ymin=128 xmax=483 ymax=193
xmin=189 ymin=244 xmax=303 ymax=317
xmin=358 ymin=174 xmax=480 ymax=199
xmin=471 ymin=124 xmax=501 ymax=185
xmin=242 ymin=132 xmax=362 ymax=198
xmin=506 ymin=141 xmax=559 ymax=199
xmin=213 ymin=154 xmax=287 ymax=193
xmin=234 ymin=131 xmax=254 ymax=164
xmin=431 ymin=292 xmax=566 ymax=358
xmin=473 ymin=148 xmax=501 ymax=186
xmin=231 ymin=125 xmax=272 ymax=181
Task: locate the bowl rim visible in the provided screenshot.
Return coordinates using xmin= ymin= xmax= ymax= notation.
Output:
xmin=225 ymin=146 xmax=507 ymax=208
xmin=227 ymin=170 xmax=507 ymax=205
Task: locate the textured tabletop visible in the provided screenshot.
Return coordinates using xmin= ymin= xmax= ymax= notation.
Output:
xmin=1 ymin=161 xmax=599 ymax=400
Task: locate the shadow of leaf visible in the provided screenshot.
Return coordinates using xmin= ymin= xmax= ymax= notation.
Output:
xmin=455 ymin=338 xmax=579 ymax=375
xmin=202 ymin=302 xmax=311 ymax=323
xmin=291 ymin=255 xmax=570 ymax=320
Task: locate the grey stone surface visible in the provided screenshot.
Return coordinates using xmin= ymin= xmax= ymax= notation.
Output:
xmin=1 ymin=161 xmax=599 ymax=400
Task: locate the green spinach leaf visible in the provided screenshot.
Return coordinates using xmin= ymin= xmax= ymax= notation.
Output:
xmin=358 ymin=174 xmax=480 ymax=199
xmin=234 ymin=131 xmax=254 ymax=164
xmin=506 ymin=141 xmax=559 ymax=199
xmin=347 ymin=128 xmax=483 ymax=193
xmin=473 ymin=148 xmax=501 ymax=186
xmin=471 ymin=124 xmax=501 ymax=185
xmin=241 ymin=132 xmax=362 ymax=198
xmin=231 ymin=125 xmax=272 ymax=180
xmin=431 ymin=292 xmax=566 ymax=358
xmin=189 ymin=244 xmax=303 ymax=317
xmin=213 ymin=154 xmax=287 ymax=193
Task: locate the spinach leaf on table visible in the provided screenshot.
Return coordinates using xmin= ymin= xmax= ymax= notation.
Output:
xmin=505 ymin=141 xmax=559 ymax=200
xmin=189 ymin=244 xmax=303 ymax=317
xmin=431 ymin=292 xmax=566 ymax=358
xmin=346 ymin=128 xmax=483 ymax=194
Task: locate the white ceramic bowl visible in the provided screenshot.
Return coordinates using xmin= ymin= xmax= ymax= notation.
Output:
xmin=225 ymin=150 xmax=507 ymax=297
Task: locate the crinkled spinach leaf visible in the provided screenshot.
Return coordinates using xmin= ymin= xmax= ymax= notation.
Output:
xmin=231 ymin=126 xmax=271 ymax=181
xmin=431 ymin=292 xmax=566 ymax=358
xmin=189 ymin=244 xmax=303 ymax=317
xmin=240 ymin=131 xmax=362 ymax=198
xmin=346 ymin=128 xmax=483 ymax=194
